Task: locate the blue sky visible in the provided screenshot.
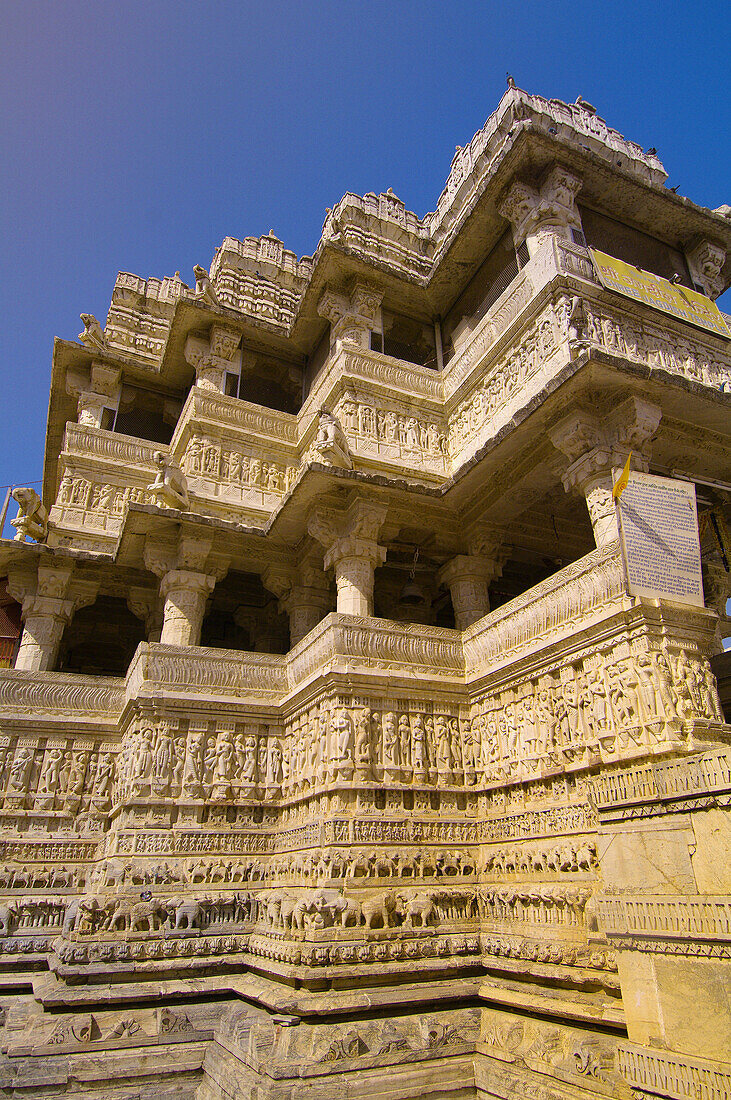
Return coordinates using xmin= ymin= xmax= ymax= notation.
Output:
xmin=1 ymin=0 xmax=729 ymax=532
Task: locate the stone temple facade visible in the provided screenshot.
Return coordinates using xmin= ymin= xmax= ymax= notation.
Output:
xmin=1 ymin=85 xmax=730 ymax=1100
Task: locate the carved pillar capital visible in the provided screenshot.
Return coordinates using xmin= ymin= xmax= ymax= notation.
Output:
xmin=550 ymin=398 xmax=662 ymax=547
xmin=8 ymin=560 xmax=99 ymax=671
xmin=308 ymin=499 xmax=388 ymax=616
xmin=127 ymin=586 xmax=164 ymax=643
xmin=184 ymin=323 xmax=241 ymax=393
xmin=144 ymin=530 xmax=228 ymax=647
xmin=687 ymin=238 xmax=726 ymax=299
xmin=438 ymin=554 xmax=500 ymax=629
xmin=499 ymin=163 xmax=582 ymax=253
xmin=317 ymin=281 xmax=383 ymax=354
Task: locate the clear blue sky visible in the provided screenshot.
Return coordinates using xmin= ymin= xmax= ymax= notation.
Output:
xmin=1 ymin=0 xmax=729 ymax=528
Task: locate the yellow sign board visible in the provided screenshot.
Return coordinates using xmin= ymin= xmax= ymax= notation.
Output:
xmin=589 ymin=249 xmax=730 ymax=339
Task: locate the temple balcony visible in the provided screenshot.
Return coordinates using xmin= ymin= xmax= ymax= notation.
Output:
xmin=1 ymin=542 xmax=725 ymax=825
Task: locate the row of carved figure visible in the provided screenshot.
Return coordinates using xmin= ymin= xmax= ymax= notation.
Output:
xmin=3 ymin=648 xmax=718 ymax=810
xmin=0 ymin=842 xmax=596 ymax=903
xmin=448 ymin=312 xmax=559 ymax=454
xmin=253 ymin=887 xmax=479 ymax=933
xmin=335 ymin=398 xmax=447 ymax=458
xmin=56 ymin=475 xmax=156 ymax=517
xmin=181 ymin=434 xmax=297 ymax=493
xmin=0 ymin=743 xmax=113 ymax=809
xmin=471 ymin=647 xmax=722 ymax=778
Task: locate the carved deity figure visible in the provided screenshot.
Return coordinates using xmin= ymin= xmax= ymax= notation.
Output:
xmin=146 ymin=451 xmax=189 ymax=511
xmin=382 ymin=712 xmax=400 ymax=768
xmin=11 ymin=487 xmax=48 ymax=543
xmin=334 ymin=710 xmax=353 ymax=761
xmin=8 ymin=747 xmax=34 ymax=793
xmin=182 ymin=729 xmax=205 ymax=796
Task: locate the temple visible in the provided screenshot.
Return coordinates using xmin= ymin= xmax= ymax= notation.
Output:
xmin=1 ymin=84 xmax=730 ymax=1100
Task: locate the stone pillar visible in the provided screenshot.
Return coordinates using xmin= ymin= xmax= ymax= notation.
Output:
xmin=159 ymin=570 xmax=215 ymax=647
xmin=317 ymin=280 xmax=383 ymax=356
xmin=127 ymin=587 xmax=164 ymax=643
xmin=66 ymin=362 xmax=122 ymax=429
xmin=498 ymin=163 xmax=583 ymax=258
xmin=438 ymin=555 xmax=497 ymax=629
xmin=308 ymin=500 xmax=388 ymax=618
xmin=7 ymin=561 xmax=99 ymax=672
xmin=144 ymin=530 xmax=228 ymax=648
xmin=184 ymin=322 xmax=242 ymax=392
xmin=325 ymin=537 xmax=386 ymax=616
xmin=549 ymin=396 xmax=662 ymax=548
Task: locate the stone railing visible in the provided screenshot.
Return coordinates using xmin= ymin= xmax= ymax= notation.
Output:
xmin=0 ymin=669 xmax=124 ymax=719
xmin=62 ymin=424 xmax=165 ymax=470
xmin=596 ymin=894 xmax=731 ymax=942
xmin=126 ymin=643 xmax=288 ymax=703
xmin=463 ymin=542 xmax=627 ymax=678
xmin=286 ymin=613 xmax=464 ymax=691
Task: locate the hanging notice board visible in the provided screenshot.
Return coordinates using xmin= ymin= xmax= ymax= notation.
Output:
xmin=616 ymin=470 xmax=705 ymax=607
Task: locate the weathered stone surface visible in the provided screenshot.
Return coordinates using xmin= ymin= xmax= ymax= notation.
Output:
xmin=1 ymin=83 xmax=730 ymax=1100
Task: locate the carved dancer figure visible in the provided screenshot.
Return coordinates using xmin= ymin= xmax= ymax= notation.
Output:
xmin=146 ymin=451 xmax=189 ymax=510
xmin=11 ymin=487 xmax=48 ymax=543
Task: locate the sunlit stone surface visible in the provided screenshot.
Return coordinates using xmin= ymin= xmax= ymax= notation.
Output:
xmin=1 ymin=84 xmax=730 ymax=1100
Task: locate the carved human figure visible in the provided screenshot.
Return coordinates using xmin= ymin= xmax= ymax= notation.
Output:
xmin=182 ymin=729 xmax=205 ymax=796
xmin=8 ymin=747 xmax=34 ymax=793
xmin=334 ymin=710 xmax=353 ymax=762
xmin=242 ymin=735 xmax=258 ymax=784
xmin=37 ymin=748 xmax=64 ymax=798
xmin=382 ymin=712 xmax=400 ymax=768
xmin=398 ymin=714 xmax=412 ymax=770
xmin=93 ymin=753 xmax=115 ymax=799
xmin=354 ymin=708 xmax=371 ymax=766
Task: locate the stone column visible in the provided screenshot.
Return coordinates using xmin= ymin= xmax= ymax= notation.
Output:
xmin=127 ymin=587 xmax=164 ymax=643
xmin=7 ymin=561 xmax=99 ymax=672
xmin=549 ymin=397 xmax=662 ymax=548
xmin=317 ymin=280 xmax=383 ymax=356
xmin=282 ymin=584 xmax=331 ymax=644
xmin=184 ymin=323 xmax=242 ymax=392
xmin=498 ymin=164 xmax=583 ymax=258
xmin=262 ymin=561 xmax=332 ymax=647
xmin=158 ymin=570 xmax=215 ymax=647
xmin=66 ymin=363 xmax=122 ymax=428
xmin=438 ymin=555 xmax=497 ymax=629
xmin=308 ymin=500 xmax=388 ymax=618
xmin=144 ymin=531 xmax=228 ymax=648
